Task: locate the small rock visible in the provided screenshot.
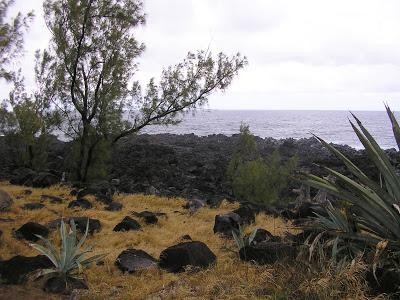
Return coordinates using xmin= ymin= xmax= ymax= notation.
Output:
xmin=105 ymin=201 xmax=123 ymax=211
xmin=213 ymin=212 xmax=241 ymax=237
xmin=0 ymin=255 xmax=52 ymax=284
xmin=47 ymin=217 xmax=101 ymax=234
xmin=132 ymin=211 xmax=158 ymax=224
xmin=239 ymin=242 xmax=297 ymax=264
xmin=15 ymin=222 xmax=49 ymax=242
xmin=159 ymin=241 xmax=216 ymax=273
xmin=68 ymin=198 xmax=92 ymax=209
xmin=232 ymin=205 xmax=256 ymax=224
xmin=180 ymin=234 xmax=192 ymax=241
xmin=21 ymin=203 xmax=45 ymax=210
xmin=113 ymin=216 xmax=141 ymax=232
xmin=41 ymin=194 xmax=63 ymax=204
xmin=115 ymin=249 xmax=157 ymax=273
xmin=0 ymin=190 xmax=13 ymax=212
xmin=183 ymin=198 xmax=205 ymax=213
xmin=44 ymin=275 xmax=88 ymax=294
xmin=22 ymin=189 xmax=32 ymax=195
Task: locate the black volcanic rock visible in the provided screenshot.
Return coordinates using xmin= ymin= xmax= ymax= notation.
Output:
xmin=115 ymin=249 xmax=157 ymax=273
xmin=159 ymin=241 xmax=216 ymax=273
xmin=0 ymin=255 xmax=52 ymax=284
xmin=113 ymin=216 xmax=141 ymax=232
xmin=68 ymin=198 xmax=92 ymax=209
xmin=47 ymin=217 xmax=101 ymax=234
xmin=15 ymin=222 xmax=49 ymax=242
xmin=21 ymin=203 xmax=45 ymax=210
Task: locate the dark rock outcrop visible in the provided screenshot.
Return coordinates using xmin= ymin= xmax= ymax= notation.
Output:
xmin=113 ymin=216 xmax=141 ymax=232
xmin=0 ymin=255 xmax=52 ymax=284
xmin=15 ymin=222 xmax=49 ymax=242
xmin=159 ymin=241 xmax=216 ymax=273
xmin=232 ymin=205 xmax=256 ymax=224
xmin=115 ymin=249 xmax=157 ymax=273
xmin=366 ymin=267 xmax=400 ymax=296
xmin=77 ymin=181 xmax=115 ymax=204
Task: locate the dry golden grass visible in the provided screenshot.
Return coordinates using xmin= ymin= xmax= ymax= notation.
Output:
xmin=0 ymin=182 xmax=375 ymax=299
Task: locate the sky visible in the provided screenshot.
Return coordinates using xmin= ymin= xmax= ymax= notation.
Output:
xmin=2 ymin=0 xmax=400 ymax=111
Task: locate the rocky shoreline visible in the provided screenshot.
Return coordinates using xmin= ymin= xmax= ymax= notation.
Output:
xmin=1 ymin=133 xmax=399 ymax=204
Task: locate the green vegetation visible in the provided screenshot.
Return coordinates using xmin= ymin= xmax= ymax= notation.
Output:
xmin=304 ymin=105 xmax=400 ymax=272
xmin=30 ymin=219 xmax=106 ymax=281
xmin=227 ymin=124 xmax=297 ymax=206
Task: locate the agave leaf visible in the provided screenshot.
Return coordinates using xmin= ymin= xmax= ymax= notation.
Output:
xmin=385 ymin=104 xmax=400 ymax=150
xmin=29 ymin=242 xmax=59 ymax=269
xmin=248 ymin=228 xmax=258 ymax=245
xmin=232 ymin=228 xmax=244 ymax=250
xmin=60 ymin=219 xmax=67 ymax=270
xmin=29 ymin=268 xmax=58 ymax=280
xmin=33 ymin=234 xmax=60 ymax=265
xmin=79 ymin=253 xmax=107 ymax=266
xmin=349 ymin=117 xmax=400 ymax=198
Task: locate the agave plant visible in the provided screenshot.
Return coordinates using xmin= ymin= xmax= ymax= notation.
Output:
xmin=232 ymin=225 xmax=259 ymax=250
xmin=304 ymin=104 xmax=400 ymax=264
xmin=30 ymin=219 xmax=106 ymax=279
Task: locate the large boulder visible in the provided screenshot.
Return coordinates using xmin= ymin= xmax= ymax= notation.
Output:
xmin=159 ymin=241 xmax=216 ymax=273
xmin=115 ymin=249 xmax=157 ymax=273
xmin=0 ymin=190 xmax=13 ymax=212
xmin=0 ymin=255 xmax=52 ymax=284
xmin=113 ymin=216 xmax=141 ymax=232
xmin=239 ymin=242 xmax=297 ymax=265
xmin=213 ymin=212 xmax=241 ymax=237
xmin=15 ymin=222 xmax=49 ymax=242
xmin=47 ymin=217 xmax=101 ymax=234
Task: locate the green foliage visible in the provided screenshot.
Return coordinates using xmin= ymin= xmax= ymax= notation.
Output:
xmin=41 ymin=0 xmax=247 ymax=181
xmin=304 ymin=105 xmax=400 ymax=269
xmin=30 ymin=219 xmax=106 ymax=279
xmin=232 ymin=225 xmax=258 ymax=250
xmin=0 ymin=0 xmax=33 ymax=81
xmin=227 ymin=124 xmax=297 ymax=205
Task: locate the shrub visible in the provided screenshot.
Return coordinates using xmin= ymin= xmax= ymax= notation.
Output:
xmin=227 ymin=124 xmax=297 ymax=205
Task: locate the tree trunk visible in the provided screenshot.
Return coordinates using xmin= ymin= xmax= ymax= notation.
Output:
xmin=77 ymin=122 xmax=89 ymax=182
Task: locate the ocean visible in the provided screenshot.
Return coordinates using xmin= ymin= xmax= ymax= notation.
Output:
xmin=142 ymin=110 xmax=399 ymax=150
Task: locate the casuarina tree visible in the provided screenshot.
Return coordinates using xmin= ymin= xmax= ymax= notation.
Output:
xmin=42 ymin=0 xmax=247 ymax=181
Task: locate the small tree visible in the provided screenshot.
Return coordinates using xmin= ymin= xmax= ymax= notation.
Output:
xmin=227 ymin=124 xmax=297 ymax=205
xmin=0 ymin=52 xmax=60 ymax=169
xmin=42 ymin=0 xmax=247 ymax=182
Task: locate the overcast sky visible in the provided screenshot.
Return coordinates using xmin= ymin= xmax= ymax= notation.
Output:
xmin=2 ymin=0 xmax=400 ymax=110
